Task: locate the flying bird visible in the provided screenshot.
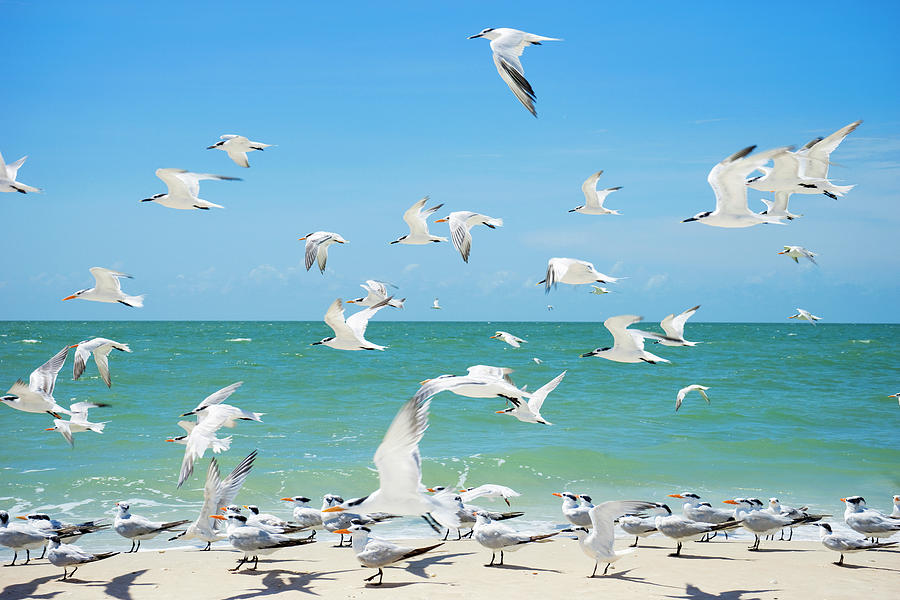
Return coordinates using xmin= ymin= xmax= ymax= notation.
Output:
xmin=658 ymin=305 xmax=701 ymax=347
xmin=44 ymin=401 xmax=108 ymax=447
xmin=299 ymin=231 xmax=348 ymax=273
xmin=0 ymin=150 xmax=40 ymax=193
xmin=347 ymin=280 xmax=404 ymax=309
xmin=675 ymin=385 xmax=710 ymax=412
xmin=2 ymin=345 xmax=71 ymax=418
xmin=70 ymin=338 xmax=131 ymax=387
xmin=467 ymin=28 xmax=560 ymax=117
xmin=432 ymin=298 xmax=442 ymax=310
xmin=538 ymin=258 xmax=620 ymax=293
xmin=490 ymin=331 xmax=526 ymax=348
xmin=788 ymin=308 xmax=821 ymax=326
xmin=567 ymin=500 xmax=660 ymax=577
xmin=778 ymin=245 xmax=818 ymax=265
xmin=391 ymin=197 xmax=447 ymax=245
xmin=759 ymin=191 xmax=802 ymax=221
xmin=569 ymin=171 xmax=622 ymax=215
xmin=313 ymin=298 xmax=391 ymax=351
xmin=434 ymin=211 xmax=503 ymax=262
xmin=580 ymin=315 xmax=677 ymax=364
xmin=62 ymin=267 xmax=144 ymax=307
xmin=206 ymin=134 xmax=273 ymax=168
xmin=496 ymin=371 xmax=566 ymax=425
xmin=141 ymin=168 xmax=240 ymax=210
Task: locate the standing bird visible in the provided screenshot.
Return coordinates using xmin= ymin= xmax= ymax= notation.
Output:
xmin=766 ymin=498 xmax=827 ymax=541
xmin=778 ymin=245 xmax=818 ymax=265
xmin=2 ymin=345 xmax=71 ymax=417
xmin=682 ymin=145 xmax=792 ymax=228
xmin=206 ymin=134 xmax=273 ymax=168
xmin=490 ymin=331 xmax=526 ymax=348
xmin=842 ymin=496 xmax=900 ymax=541
xmin=70 ymin=338 xmax=131 ymax=387
xmin=620 ymin=504 xmax=672 ymax=547
xmin=553 ymin=492 xmax=593 ymax=529
xmin=390 ymin=197 xmax=447 ymax=245
xmin=569 ymin=171 xmax=623 ymax=215
xmin=538 ymin=257 xmax=621 ymax=293
xmin=347 ymin=280 xmax=405 ymax=309
xmin=668 ymin=493 xmax=736 ymax=541
xmin=788 ymin=308 xmax=821 ymax=326
xmin=892 ymin=494 xmax=900 ymax=517
xmin=654 ymin=510 xmax=742 ymax=556
xmin=312 ymin=297 xmax=391 ymax=351
xmin=46 ymin=536 xmax=118 ymax=580
xmin=0 ymin=510 xmax=49 ymax=565
xmin=434 ymin=211 xmax=503 ymax=263
xmin=496 ymin=370 xmax=566 ymax=425
xmin=169 ymin=451 xmax=257 ymax=550
xmin=16 ymin=514 xmax=108 ymax=547
xmin=280 ymin=496 xmax=323 ymax=533
xmin=211 ymin=513 xmax=316 ymax=571
xmin=473 ymin=512 xmax=558 ymax=566
xmin=62 ymin=267 xmax=144 ymax=307
xmin=675 ymin=385 xmax=710 ymax=412
xmin=112 ymin=502 xmax=189 ymax=553
xmin=335 ymin=522 xmax=443 ymax=586
xmin=723 ymin=498 xmax=821 ymax=550
xmin=0 ymin=150 xmax=40 ymax=193
xmin=44 ymin=401 xmax=108 ymax=447
xmin=658 ymin=305 xmax=701 ymax=347
xmin=467 ymin=28 xmax=560 ymax=117
xmin=567 ymin=500 xmax=659 ymax=577
xmin=299 ymin=231 xmax=348 ymax=273
xmin=817 ymin=523 xmax=896 ymax=566
xmin=580 ymin=315 xmax=676 ymax=364
xmin=141 ymin=168 xmax=240 ymax=210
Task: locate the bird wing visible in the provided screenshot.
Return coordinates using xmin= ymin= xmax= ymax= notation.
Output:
xmin=29 ymin=346 xmax=69 ymax=396
xmin=346 ymin=298 xmax=391 ymax=341
xmin=178 ymin=410 xmax=230 ymax=488
xmin=216 ymin=450 xmax=257 ymax=511
xmin=528 ymin=371 xmax=566 ymax=414
xmin=226 ymin=151 xmax=249 ymax=168
xmin=303 ymin=236 xmax=322 ymax=271
xmin=771 ymin=191 xmax=792 ymax=214
xmin=489 ymin=32 xmax=538 ymax=116
xmin=675 ymin=387 xmax=689 ymax=412
xmin=89 ymin=267 xmax=130 ymax=295
xmin=580 ymin=171 xmax=604 ymax=208
xmin=316 ymin=242 xmax=330 ymax=273
xmin=199 ymin=457 xmax=223 ymax=522
xmin=448 ymin=212 xmax=476 ymax=262
xmin=402 ymin=197 xmax=437 ymax=236
xmin=669 ymin=305 xmax=700 ymax=337
xmin=373 ymin=395 xmax=430 ymax=499
xmin=155 ymin=168 xmax=194 ymax=197
xmin=604 ymin=315 xmax=644 ymax=350
xmin=190 ymin=382 xmax=244 ymax=413
xmin=54 ymin=420 xmax=75 ymax=447
xmin=698 ymin=388 xmax=710 ymax=404
xmin=323 ymin=298 xmax=355 ymax=338
xmin=91 ymin=345 xmax=115 ymax=387
xmin=589 ymin=501 xmax=658 ymax=554
xmin=177 ymin=420 xmax=195 ymax=433
xmin=466 ymin=365 xmax=515 ymax=381
xmin=711 ymin=146 xmax=791 ymax=214
xmin=68 ymin=401 xmax=100 ymax=422
xmin=174 ymin=171 xmax=241 ymax=197
xmin=805 ymin=120 xmax=862 ymax=175
xmin=0 ymin=150 xmax=7 ymax=177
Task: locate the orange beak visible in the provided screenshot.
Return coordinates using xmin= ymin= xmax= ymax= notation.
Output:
xmin=551 ymin=493 xmax=562 ymax=497
xmin=346 ymin=299 xmax=356 ymax=304
xmin=44 ymin=427 xmax=55 ymax=431
xmin=242 ymin=505 xmax=249 ymax=509
xmin=62 ymin=295 xmax=77 ymax=301
xmin=840 ymin=498 xmax=847 ymax=503
xmin=434 ymin=218 xmax=448 ymax=223
xmin=777 ymin=250 xmax=788 ymax=255
xmin=337 ymin=240 xmax=347 ymax=244
xmin=210 ymin=515 xmax=226 ymax=521
xmin=419 ymin=379 xmax=431 ymax=385
xmin=722 ymin=500 xmax=738 ymax=505
xmin=298 ymin=236 xmax=307 ymax=241
xmin=668 ymin=494 xmax=684 ymax=499
xmin=426 ymin=488 xmax=436 ymax=493
xmin=321 ymin=506 xmax=344 ymax=513
xmin=333 ymin=528 xmax=351 ymax=534
xmin=68 ymin=344 xmax=78 ymax=348
xmin=280 ymin=497 xmax=293 ymax=502
xmin=15 ymin=516 xmax=27 ymax=520
xmin=495 ymin=410 xmax=505 ymax=414
xmin=220 ymin=507 xmax=228 ymax=512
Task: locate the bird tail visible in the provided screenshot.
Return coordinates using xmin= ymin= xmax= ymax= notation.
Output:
xmin=827 ymin=183 xmax=854 ymax=197
xmin=400 ymin=543 xmax=443 ymax=561
xmin=710 ymin=519 xmax=742 ymax=532
xmin=485 ymin=217 xmax=504 ymax=228
xmin=269 ymin=537 xmax=317 ymax=549
xmin=520 ymin=532 xmax=559 ymax=545
xmin=11 ymin=182 xmax=41 ymax=193
xmin=88 ymin=422 xmax=107 ymax=434
xmin=390 ymin=297 xmax=406 ymax=309
xmin=89 ymin=552 xmax=119 ymax=563
xmin=122 ymin=295 xmax=144 ymax=308
xmin=871 ymin=541 xmax=898 ymax=550
xmin=494 ymin=512 xmax=525 ymax=521
xmin=210 ymin=436 xmax=233 ymax=453
xmin=154 ymin=519 xmax=190 ymax=533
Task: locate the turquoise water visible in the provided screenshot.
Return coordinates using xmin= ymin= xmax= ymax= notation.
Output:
xmin=1 ymin=321 xmax=897 ymax=549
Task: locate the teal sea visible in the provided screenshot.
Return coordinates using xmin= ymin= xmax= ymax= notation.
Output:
xmin=1 ymin=321 xmax=897 ymax=549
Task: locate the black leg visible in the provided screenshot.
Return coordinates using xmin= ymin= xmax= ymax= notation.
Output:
xmin=5 ymin=551 xmax=16 ymax=566
xmin=23 ymin=549 xmax=30 ymax=565
xmin=487 ymin=551 xmax=495 ymax=566
xmin=136 ymin=540 xmax=141 ymax=552
xmin=443 ymin=529 xmax=449 ymax=541
xmin=499 ymin=550 xmax=504 ymax=565
xmin=70 ymin=566 xmax=77 ymax=579
xmin=61 ymin=567 xmax=68 ymax=581
xmin=630 ymin=536 xmax=638 ymax=547
xmin=377 ymin=568 xmax=383 ymax=585
xmin=724 ymin=531 xmax=729 ymax=540
xmin=603 ymin=563 xmax=611 ymax=576
xmin=590 ymin=562 xmax=598 ymax=577
xmin=838 ymin=554 xmax=844 ymax=565
xmin=253 ymin=556 xmax=258 ymax=570
xmin=203 ymin=542 xmax=211 ymax=551
xmin=39 ymin=546 xmax=46 ymax=560
xmin=788 ymin=528 xmax=793 ymax=541
xmin=229 ymin=556 xmax=247 ymax=572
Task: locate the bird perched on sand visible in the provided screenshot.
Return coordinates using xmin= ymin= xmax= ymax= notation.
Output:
xmin=0 ymin=150 xmax=40 ymax=193
xmin=391 ymin=197 xmax=447 ymax=245
xmin=2 ymin=345 xmax=71 ymax=418
xmin=569 ymin=171 xmax=623 ymax=215
xmin=816 ymin=523 xmax=897 ymax=566
xmin=778 ymin=245 xmax=818 ymax=265
xmin=567 ymin=500 xmax=660 ymax=576
xmin=467 ymin=28 xmax=560 ymax=117
xmin=675 ymin=385 xmax=710 ymax=412
xmin=335 ymin=522 xmax=443 ymax=586
xmin=45 ymin=536 xmax=118 ymax=580
xmin=206 ymin=134 xmax=273 ymax=168
xmin=0 ymin=510 xmax=51 ymax=565
xmin=841 ymin=496 xmax=900 ymax=541
xmin=490 ymin=331 xmax=526 ymax=348
xmin=141 ymin=168 xmax=240 ymax=210
xmin=473 ymin=511 xmax=558 ymax=566
xmin=299 ymin=231 xmax=348 ymax=273
xmin=434 ymin=211 xmax=503 ymax=263
xmin=211 ymin=513 xmax=316 ymax=571
xmin=788 ymin=308 xmax=821 ymax=326
xmin=44 ymin=401 xmax=108 ymax=447
xmin=113 ymin=502 xmax=189 ymax=553
xmin=70 ymin=338 xmax=131 ymax=387
xmin=63 ymin=267 xmax=144 ymax=307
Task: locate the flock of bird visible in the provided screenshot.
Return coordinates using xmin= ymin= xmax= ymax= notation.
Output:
xmin=1 ymin=24 xmax=892 ymax=590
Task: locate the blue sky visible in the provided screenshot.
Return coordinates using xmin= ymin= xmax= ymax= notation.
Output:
xmin=2 ymin=0 xmax=898 ymax=322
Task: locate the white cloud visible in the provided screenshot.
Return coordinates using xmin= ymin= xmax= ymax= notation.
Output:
xmin=402 ymin=263 xmax=420 ymax=274
xmin=644 ymin=274 xmax=669 ymax=291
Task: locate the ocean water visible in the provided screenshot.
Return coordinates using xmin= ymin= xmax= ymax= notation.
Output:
xmin=0 ymin=321 xmax=897 ymax=550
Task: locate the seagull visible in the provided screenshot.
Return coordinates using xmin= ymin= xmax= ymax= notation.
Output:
xmin=566 ymin=500 xmax=659 ymax=576
xmin=347 ymin=280 xmax=404 ymax=309
xmin=169 ymin=451 xmax=257 ymax=550
xmin=683 ymin=145 xmax=792 ymax=228
xmin=434 ymin=211 xmax=503 ymax=262
xmin=590 ymin=285 xmax=611 ymax=295
xmin=546 ymin=304 xmax=554 ymax=311
xmin=113 ymin=502 xmax=189 ymax=553
xmin=842 ymin=496 xmax=900 ymax=541
xmin=390 ymin=197 xmax=447 ymax=245
xmin=620 ymin=503 xmax=672 ymax=547
xmin=15 ymin=514 xmax=108 ymax=547
xmin=317 ymin=495 xmax=399 ymax=547
xmin=817 ymin=523 xmax=897 ymax=566
xmin=472 ymin=511 xmax=558 ymax=566
xmin=569 ymin=171 xmax=623 ymax=215
xmin=243 ymin=505 xmax=291 ymax=530
xmin=667 ymin=493 xmax=735 ymax=541
xmin=778 ymin=245 xmax=818 ymax=265
xmin=0 ymin=510 xmax=52 ymax=565
xmin=890 ymin=495 xmax=900 ymax=518
xmin=759 ymin=192 xmax=802 ymax=221
xmin=490 ymin=331 xmax=526 ymax=348
xmin=432 ymin=297 xmax=442 ymax=309
xmin=70 ymin=338 xmax=131 ymax=387
xmin=280 ymin=496 xmax=323 ymax=532
xmin=166 ymin=421 xmax=232 ymax=454
xmin=313 ymin=297 xmax=391 ymax=351
xmin=206 ymin=134 xmax=273 ymax=168
xmin=788 ymin=308 xmax=821 ymax=325
xmin=415 ymin=365 xmax=528 ymax=405
xmin=62 ymin=267 xmax=144 ymax=307
xmin=552 ymin=492 xmax=593 ymax=529
xmin=538 ymin=257 xmax=621 ymax=293
xmin=427 ymin=491 xmax=524 ymax=540
xmin=0 ymin=150 xmax=40 ymax=193
xmin=45 ymin=536 xmax=118 ymax=580
xmin=299 ymin=231 xmax=348 ymax=273
xmin=460 ymin=484 xmax=521 ymax=507
xmin=746 ymin=148 xmax=849 ymax=198
xmin=580 ymin=315 xmax=676 ymax=364
xmin=675 ymin=385 xmax=710 ymax=412
xmin=658 ymin=305 xmax=701 ymax=347
xmin=179 ymin=381 xmax=263 ymax=426
xmin=794 ymin=120 xmax=862 ymax=198
xmin=1 ymin=345 xmax=71 ymax=417
xmin=335 ymin=522 xmax=443 ymax=586
xmin=211 ymin=513 xmax=316 ymax=571
xmin=467 ymin=28 xmax=560 ymax=117
xmin=320 ymin=394 xmax=462 ymax=533
xmin=767 ymin=498 xmax=828 ymax=541
xmin=723 ymin=498 xmax=821 ymax=550
xmin=496 ymin=371 xmax=566 ymax=425
xmin=44 ymin=401 xmax=108 ymax=447
xmin=141 ymin=168 xmax=240 ymax=210
xmin=654 ymin=511 xmax=742 ymax=556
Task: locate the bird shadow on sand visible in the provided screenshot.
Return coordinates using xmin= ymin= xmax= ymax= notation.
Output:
xmin=833 ymin=563 xmax=900 ymax=573
xmin=745 ymin=548 xmax=813 ymax=553
xmin=222 ymin=568 xmax=351 ymax=599
xmin=666 ymin=583 xmax=778 ymax=599
xmin=406 ymin=552 xmax=473 ymax=579
xmin=666 ymin=555 xmax=748 ymax=562
xmin=482 ymin=563 xmax=561 ymax=573
xmin=81 ymin=569 xmax=153 ymax=600
xmin=595 ymin=568 xmax=681 ymax=589
xmin=0 ymin=574 xmax=62 ymax=600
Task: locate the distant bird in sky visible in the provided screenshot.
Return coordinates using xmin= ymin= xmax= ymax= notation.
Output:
xmin=432 ymin=298 xmax=442 ymax=310
xmin=590 ymin=285 xmax=610 ymax=295
xmin=490 ymin=331 xmax=526 ymax=348
xmin=569 ymin=171 xmax=622 ymax=215
xmin=313 ymin=298 xmax=391 ymax=351
xmin=347 ymin=280 xmax=404 ymax=309
xmin=63 ymin=267 xmax=144 ymax=307
xmin=391 ymin=197 xmax=447 ymax=245
xmin=467 ymin=28 xmax=560 ymax=117
xmin=206 ymin=134 xmax=273 ymax=168
xmin=435 ymin=211 xmax=503 ymax=263
xmin=70 ymin=338 xmax=131 ymax=387
xmin=778 ymin=245 xmax=818 ymax=265
xmin=546 ymin=305 xmax=554 ymax=311
xmin=334 ymin=522 xmax=443 ymax=586
xmin=789 ymin=308 xmax=821 ymax=325
xmin=580 ymin=315 xmax=676 ymax=364
xmin=44 ymin=401 xmax=108 ymax=447
xmin=538 ymin=258 xmax=620 ymax=293
xmin=683 ymin=145 xmax=792 ymax=228
xmin=0 ymin=150 xmax=40 ymax=193
xmin=675 ymin=385 xmax=710 ymax=412
xmin=2 ymin=345 xmax=71 ymax=418
xmin=141 ymin=168 xmax=240 ymax=210
xmin=658 ymin=305 xmax=701 ymax=347
xmin=299 ymin=231 xmax=348 ymax=273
